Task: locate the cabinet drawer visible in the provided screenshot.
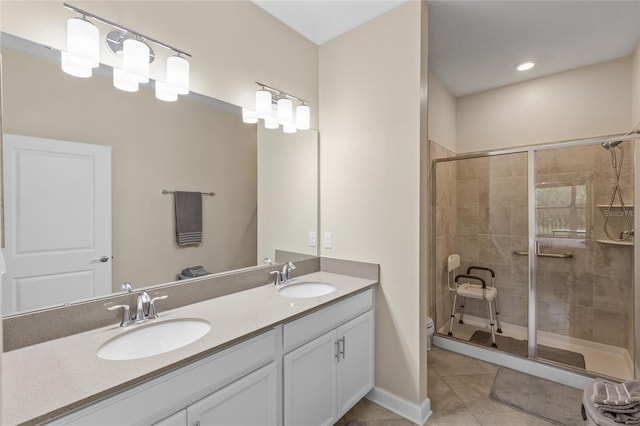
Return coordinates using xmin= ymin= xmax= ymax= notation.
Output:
xmin=283 ymin=288 xmax=373 ymax=353
xmin=47 ymin=330 xmax=276 ymax=425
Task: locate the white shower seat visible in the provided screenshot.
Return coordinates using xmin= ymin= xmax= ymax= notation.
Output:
xmin=446 ymin=253 xmax=502 ymax=347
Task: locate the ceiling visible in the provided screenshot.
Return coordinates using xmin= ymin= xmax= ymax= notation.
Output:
xmin=252 ymin=0 xmax=640 ymax=97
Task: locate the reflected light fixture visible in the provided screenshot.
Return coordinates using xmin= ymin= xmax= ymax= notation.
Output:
xmin=242 ymin=108 xmax=258 ymax=124
xmin=62 ymin=3 xmax=192 ymax=102
xmin=245 ymin=82 xmax=311 ymax=133
xmin=515 ymin=61 xmax=535 ymax=71
xmin=113 ymin=67 xmax=139 ymax=92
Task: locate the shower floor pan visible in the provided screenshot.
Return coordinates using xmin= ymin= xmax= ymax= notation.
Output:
xmin=438 ymin=314 xmax=633 ymax=381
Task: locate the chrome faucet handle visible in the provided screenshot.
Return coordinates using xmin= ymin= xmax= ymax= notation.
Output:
xmin=147 ymin=295 xmax=168 ymax=319
xmin=136 ymin=291 xmax=151 ymax=321
xmin=270 ymin=270 xmax=283 ymax=286
xmin=108 ymin=304 xmax=132 ymax=327
xmin=121 ymin=282 xmax=133 ymax=293
xmin=263 ymin=257 xmax=273 ymax=265
xmin=286 ymin=262 xmax=296 ymax=281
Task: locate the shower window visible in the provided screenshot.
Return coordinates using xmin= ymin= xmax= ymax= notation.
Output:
xmin=535 ymin=183 xmax=587 ymax=239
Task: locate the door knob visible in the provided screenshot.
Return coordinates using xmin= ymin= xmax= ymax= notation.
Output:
xmin=91 ymin=255 xmax=110 ymax=264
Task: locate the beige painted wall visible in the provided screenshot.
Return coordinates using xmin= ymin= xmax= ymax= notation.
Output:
xmin=319 ymin=1 xmax=424 ymax=405
xmin=0 ymin=1 xmax=319 ymax=127
xmin=457 ymin=57 xmax=632 ymax=153
xmin=427 ymin=71 xmax=456 ymax=152
xmin=257 ymin=124 xmax=318 ymax=263
xmin=2 ymin=46 xmax=257 ymax=291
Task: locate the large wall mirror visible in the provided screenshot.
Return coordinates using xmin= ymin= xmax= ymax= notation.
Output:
xmin=0 ymin=32 xmax=318 ymax=315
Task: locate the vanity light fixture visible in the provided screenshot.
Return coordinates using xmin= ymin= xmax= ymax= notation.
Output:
xmin=62 ymin=3 xmax=192 ymax=101
xmin=515 ymin=61 xmax=535 ymax=71
xmin=62 ymin=17 xmax=99 ymax=77
xmin=245 ymin=82 xmax=311 ymax=133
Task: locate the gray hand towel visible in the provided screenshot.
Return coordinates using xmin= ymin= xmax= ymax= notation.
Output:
xmin=593 ymin=381 xmax=640 ymax=406
xmin=174 ymin=191 xmax=202 ymax=246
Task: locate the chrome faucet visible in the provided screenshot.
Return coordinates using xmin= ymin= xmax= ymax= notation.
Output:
xmin=282 ymin=262 xmax=296 ymax=283
xmin=136 ymin=291 xmax=151 ymax=322
xmin=270 ymin=270 xmax=283 ymax=286
xmin=108 ymin=291 xmax=169 ymax=327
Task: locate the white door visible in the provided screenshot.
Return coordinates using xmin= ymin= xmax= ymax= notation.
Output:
xmin=337 ymin=311 xmax=375 ymax=417
xmin=187 ymin=363 xmax=278 ymax=426
xmin=283 ymin=330 xmax=338 ymax=426
xmin=2 ymin=134 xmax=112 ymax=314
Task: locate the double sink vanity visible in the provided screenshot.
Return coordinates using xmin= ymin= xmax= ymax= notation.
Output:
xmin=3 ymin=258 xmax=378 ymax=425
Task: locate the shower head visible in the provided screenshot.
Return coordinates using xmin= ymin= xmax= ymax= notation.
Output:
xmin=601 ymin=140 xmax=623 ymax=150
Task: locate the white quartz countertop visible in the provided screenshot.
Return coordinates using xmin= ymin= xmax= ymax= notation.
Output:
xmin=3 ymin=271 xmax=376 ymax=425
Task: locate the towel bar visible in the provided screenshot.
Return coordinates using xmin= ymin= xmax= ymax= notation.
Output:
xmin=511 ymin=250 xmax=574 ymax=260
xmin=162 ymin=189 xmax=215 ymax=196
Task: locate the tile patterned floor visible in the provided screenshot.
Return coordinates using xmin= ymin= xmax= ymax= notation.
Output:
xmin=336 ymin=347 xmax=565 ymax=425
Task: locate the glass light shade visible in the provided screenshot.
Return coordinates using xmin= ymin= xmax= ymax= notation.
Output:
xmin=277 ymin=98 xmax=293 ymax=124
xmin=283 ymin=122 xmax=297 ymax=134
xmin=295 ymin=105 xmax=310 ymax=130
xmin=155 ymin=80 xmax=178 ymax=102
xmin=167 ymin=55 xmax=189 ymax=95
xmin=66 ymin=18 xmax=99 ymax=68
xmin=61 ymin=51 xmax=92 ymax=78
xmin=113 ymin=68 xmax=139 ymax=92
xmin=123 ymin=38 xmax=150 ymax=84
xmin=242 ymin=108 xmax=258 ymax=124
xmin=256 ymin=90 xmax=272 ymax=119
xmin=264 ymin=106 xmax=279 ymax=129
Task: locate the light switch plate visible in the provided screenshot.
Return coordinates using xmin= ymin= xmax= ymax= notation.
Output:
xmin=323 ymin=232 xmax=332 ymax=249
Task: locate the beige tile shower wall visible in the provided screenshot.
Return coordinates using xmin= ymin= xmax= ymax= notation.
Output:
xmin=2 ymin=46 xmax=257 ymax=290
xmin=453 ymin=153 xmax=529 ymax=329
xmin=0 ymin=1 xmax=319 ymax=127
xmin=431 ymin=142 xmax=457 ymax=331
xmin=457 ymin=57 xmax=632 ymax=153
xmin=319 ymin=1 xmax=424 ymax=406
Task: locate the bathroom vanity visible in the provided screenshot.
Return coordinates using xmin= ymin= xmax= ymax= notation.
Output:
xmin=3 ymin=269 xmax=377 ymax=425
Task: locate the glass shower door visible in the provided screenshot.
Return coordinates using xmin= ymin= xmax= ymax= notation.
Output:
xmin=532 ymin=142 xmax=635 ymax=379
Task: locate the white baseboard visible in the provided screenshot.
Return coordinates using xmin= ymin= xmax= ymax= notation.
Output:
xmin=365 ymin=387 xmax=431 ymax=425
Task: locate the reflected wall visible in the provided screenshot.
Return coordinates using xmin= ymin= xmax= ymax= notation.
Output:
xmin=2 ymin=43 xmax=258 ymax=292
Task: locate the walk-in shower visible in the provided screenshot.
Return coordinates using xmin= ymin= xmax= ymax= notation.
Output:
xmin=430 ymin=134 xmax=637 ymax=382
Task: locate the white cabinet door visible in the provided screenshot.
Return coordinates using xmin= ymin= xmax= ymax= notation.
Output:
xmin=153 ymin=410 xmax=187 ymax=426
xmin=187 ymin=362 xmax=277 ymax=426
xmin=283 ymin=330 xmax=338 ymax=426
xmin=337 ymin=311 xmax=375 ymax=417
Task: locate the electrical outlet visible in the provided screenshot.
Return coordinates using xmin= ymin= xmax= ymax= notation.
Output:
xmin=308 ymin=231 xmax=317 ymax=247
xmin=323 ymin=232 xmax=333 ymax=249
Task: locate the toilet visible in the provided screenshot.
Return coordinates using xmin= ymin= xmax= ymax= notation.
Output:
xmin=426 ymin=316 xmax=435 ymax=351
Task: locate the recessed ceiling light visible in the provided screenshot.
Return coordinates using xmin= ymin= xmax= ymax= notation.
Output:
xmin=515 ymin=62 xmax=535 ymax=71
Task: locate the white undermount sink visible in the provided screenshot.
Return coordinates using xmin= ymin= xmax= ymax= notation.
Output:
xmin=278 ymin=281 xmax=336 ymax=299
xmin=97 ymin=318 xmax=211 ymax=361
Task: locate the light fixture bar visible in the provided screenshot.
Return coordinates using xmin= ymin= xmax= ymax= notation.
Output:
xmin=63 ymin=3 xmax=191 ymax=58
xmin=255 ymin=81 xmax=308 ymax=105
